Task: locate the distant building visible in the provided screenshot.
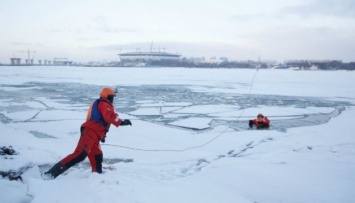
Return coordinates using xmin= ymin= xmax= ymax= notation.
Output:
xmin=10 ymin=58 xmax=21 ymax=65
xmin=187 ymin=57 xmax=206 ymax=65
xmin=219 ymin=57 xmax=229 ymax=64
xmin=207 ymin=57 xmax=218 ymax=64
xmin=53 ymin=58 xmax=73 ymax=66
xmin=43 ymin=60 xmax=51 ymax=65
xmin=25 ymin=59 xmax=34 ymax=65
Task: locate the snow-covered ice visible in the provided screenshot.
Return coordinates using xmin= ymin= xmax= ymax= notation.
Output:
xmin=0 ymin=66 xmax=354 ymax=203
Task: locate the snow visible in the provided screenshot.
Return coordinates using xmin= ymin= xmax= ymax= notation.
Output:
xmin=1 ymin=66 xmax=355 ymax=203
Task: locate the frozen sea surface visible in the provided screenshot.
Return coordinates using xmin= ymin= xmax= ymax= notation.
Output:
xmin=1 ymin=66 xmax=355 ymax=203
xmin=1 ymin=82 xmax=350 ymax=132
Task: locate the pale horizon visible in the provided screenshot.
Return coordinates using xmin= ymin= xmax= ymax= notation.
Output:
xmin=1 ymin=0 xmax=355 ymax=63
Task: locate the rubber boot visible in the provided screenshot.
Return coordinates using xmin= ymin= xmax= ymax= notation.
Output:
xmin=43 ymin=162 xmax=67 ymax=179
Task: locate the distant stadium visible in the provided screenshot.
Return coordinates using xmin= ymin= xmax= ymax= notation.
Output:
xmin=118 ymin=51 xmax=181 ymax=63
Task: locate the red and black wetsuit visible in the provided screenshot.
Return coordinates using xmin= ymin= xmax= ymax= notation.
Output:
xmin=46 ymin=98 xmax=122 ymax=178
xmin=250 ymin=117 xmax=270 ymax=128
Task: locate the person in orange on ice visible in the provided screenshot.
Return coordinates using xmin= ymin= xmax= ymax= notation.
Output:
xmin=44 ymin=87 xmax=132 ymax=179
xmin=249 ymin=113 xmax=270 ymax=128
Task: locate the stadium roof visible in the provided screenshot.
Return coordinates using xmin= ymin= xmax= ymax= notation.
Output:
xmin=118 ymin=52 xmax=181 ymax=57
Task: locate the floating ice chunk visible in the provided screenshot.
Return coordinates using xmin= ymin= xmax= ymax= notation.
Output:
xmin=129 ymin=108 xmax=162 ymax=116
xmin=32 ymin=110 xmax=84 ymax=120
xmin=169 ymin=117 xmax=212 ymax=130
xmin=174 ymin=104 xmax=239 ymax=114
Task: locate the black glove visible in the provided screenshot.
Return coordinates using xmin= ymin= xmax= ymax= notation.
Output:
xmin=101 ymin=136 xmax=106 ymax=143
xmin=120 ymin=119 xmax=132 ymax=126
xmin=248 ymin=120 xmax=253 ymax=128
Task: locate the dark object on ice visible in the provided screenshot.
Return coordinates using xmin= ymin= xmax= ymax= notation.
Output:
xmin=0 ymin=171 xmax=22 ymax=181
xmin=0 ymin=165 xmax=33 ymax=181
xmin=249 ymin=113 xmax=270 ymax=129
xmin=0 ymin=146 xmax=17 ymax=156
xmin=0 ymin=146 xmax=24 ymax=181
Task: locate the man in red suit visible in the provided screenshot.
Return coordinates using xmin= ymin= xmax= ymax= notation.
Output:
xmin=44 ymin=87 xmax=132 ymax=179
xmin=249 ymin=113 xmax=270 ymax=128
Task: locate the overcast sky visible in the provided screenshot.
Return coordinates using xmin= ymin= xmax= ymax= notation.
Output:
xmin=1 ymin=0 xmax=355 ymax=63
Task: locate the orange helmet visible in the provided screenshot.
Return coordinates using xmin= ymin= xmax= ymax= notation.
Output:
xmin=100 ymin=87 xmax=116 ymax=99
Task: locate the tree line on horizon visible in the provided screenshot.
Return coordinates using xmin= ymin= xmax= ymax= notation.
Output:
xmin=141 ymin=59 xmax=355 ymax=70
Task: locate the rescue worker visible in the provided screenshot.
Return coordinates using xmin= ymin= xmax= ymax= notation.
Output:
xmin=43 ymin=87 xmax=132 ymax=179
xmin=249 ymin=113 xmax=270 ymax=128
